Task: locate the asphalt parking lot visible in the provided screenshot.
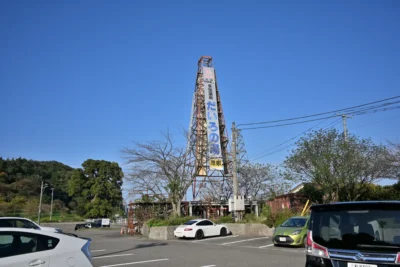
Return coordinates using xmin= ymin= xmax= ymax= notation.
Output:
xmin=71 ymin=229 xmax=306 ymax=267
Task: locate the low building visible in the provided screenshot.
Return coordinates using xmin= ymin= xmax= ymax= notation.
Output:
xmin=267 ymin=183 xmax=309 ymax=213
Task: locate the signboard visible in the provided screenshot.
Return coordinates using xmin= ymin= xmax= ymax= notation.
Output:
xmin=203 ymin=67 xmax=223 ymax=170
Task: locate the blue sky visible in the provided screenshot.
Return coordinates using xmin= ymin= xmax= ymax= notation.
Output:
xmin=1 ymin=1 xmax=399 ymax=198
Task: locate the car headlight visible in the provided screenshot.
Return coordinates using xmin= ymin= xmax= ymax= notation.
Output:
xmin=291 ymin=230 xmax=301 ymax=235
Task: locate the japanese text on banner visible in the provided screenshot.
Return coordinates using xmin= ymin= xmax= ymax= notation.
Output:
xmin=203 ymin=67 xmax=223 ymax=170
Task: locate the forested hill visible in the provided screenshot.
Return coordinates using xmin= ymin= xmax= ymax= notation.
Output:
xmin=0 ymin=157 xmax=124 ymax=219
xmin=0 ymin=157 xmax=74 ymax=212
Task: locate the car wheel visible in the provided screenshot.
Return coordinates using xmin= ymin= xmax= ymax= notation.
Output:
xmin=195 ymin=230 xmax=204 ymax=240
xmin=220 ymin=228 xmax=227 ymax=236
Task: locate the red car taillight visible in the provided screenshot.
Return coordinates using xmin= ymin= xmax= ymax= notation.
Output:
xmin=306 ymin=230 xmax=329 ymax=258
xmin=306 ymin=230 xmax=313 ymax=247
xmin=184 ymin=228 xmax=192 ymax=231
xmin=395 ymin=253 xmax=400 ymax=264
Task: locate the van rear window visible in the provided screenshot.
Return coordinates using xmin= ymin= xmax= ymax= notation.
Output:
xmin=311 ymin=209 xmax=400 ymax=252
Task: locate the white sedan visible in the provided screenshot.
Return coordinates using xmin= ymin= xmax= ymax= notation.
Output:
xmin=0 ymin=228 xmax=92 ymax=267
xmin=174 ymin=219 xmax=230 ymax=239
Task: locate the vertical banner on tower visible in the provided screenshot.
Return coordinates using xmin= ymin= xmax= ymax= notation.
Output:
xmin=203 ymin=67 xmax=223 ymax=171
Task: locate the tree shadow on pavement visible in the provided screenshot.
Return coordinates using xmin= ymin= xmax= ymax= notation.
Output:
xmin=93 ymin=242 xmax=168 ymax=257
xmin=134 ymin=242 xmax=168 ymax=249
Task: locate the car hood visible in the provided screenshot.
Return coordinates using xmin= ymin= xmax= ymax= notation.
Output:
xmin=274 ymin=226 xmax=303 ymax=236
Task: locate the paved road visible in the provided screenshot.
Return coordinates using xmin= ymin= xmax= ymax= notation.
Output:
xmin=71 ymin=229 xmax=306 ymax=267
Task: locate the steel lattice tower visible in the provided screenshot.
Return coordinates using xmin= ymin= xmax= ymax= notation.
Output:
xmin=187 ymin=56 xmax=230 ymax=201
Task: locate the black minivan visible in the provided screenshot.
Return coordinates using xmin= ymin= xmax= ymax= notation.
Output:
xmin=306 ymin=201 xmax=400 ymax=267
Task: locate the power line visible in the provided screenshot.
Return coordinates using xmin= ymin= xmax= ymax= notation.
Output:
xmin=352 ymin=105 xmax=400 ymax=115
xmin=251 ymin=118 xmax=343 ymax=161
xmin=237 ymin=95 xmax=400 ymax=127
xmin=240 ymin=105 xmax=400 ymax=131
xmin=354 ymin=116 xmax=400 ymax=128
xmin=342 ymin=100 xmax=400 ymax=115
xmin=249 ymin=106 xmax=400 ymax=161
xmin=241 ymin=114 xmax=338 ymax=131
xmin=250 ymin=118 xmax=342 ymax=161
xmin=249 ymin=117 xmax=333 ymax=160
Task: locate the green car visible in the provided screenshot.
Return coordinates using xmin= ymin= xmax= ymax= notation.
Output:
xmin=272 ymin=216 xmax=309 ymax=247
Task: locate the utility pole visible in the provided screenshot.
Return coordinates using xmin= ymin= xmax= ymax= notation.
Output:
xmin=50 ymin=188 xmax=54 ymax=221
xmin=340 ymin=114 xmax=351 ymax=141
xmin=231 ymin=122 xmax=239 ymax=220
xmin=38 ymin=181 xmax=47 ymax=225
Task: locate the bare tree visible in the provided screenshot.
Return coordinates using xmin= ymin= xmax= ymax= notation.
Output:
xmin=389 ymin=142 xmax=400 ymax=178
xmin=238 ymin=163 xmax=278 ymax=200
xmin=206 ymin=162 xmax=282 ymax=201
xmin=122 ymin=131 xmax=195 ymax=217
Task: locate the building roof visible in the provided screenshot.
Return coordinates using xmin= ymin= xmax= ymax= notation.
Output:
xmin=288 ymin=183 xmax=311 ymax=193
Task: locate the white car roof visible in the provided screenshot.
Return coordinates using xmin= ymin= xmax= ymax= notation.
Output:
xmin=0 ymin=217 xmax=33 ymax=222
xmin=0 ymin=228 xmax=88 ymax=241
xmin=0 ymin=227 xmax=57 ymax=236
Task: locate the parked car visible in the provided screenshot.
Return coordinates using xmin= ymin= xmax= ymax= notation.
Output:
xmin=174 ymin=219 xmax=230 ymax=239
xmin=273 ymin=216 xmax=309 ymax=247
xmin=101 ymin=218 xmax=111 ymax=227
xmin=0 ymin=228 xmax=92 ymax=267
xmin=305 ymin=201 xmax=400 ymax=267
xmin=74 ymin=223 xmax=92 ymax=231
xmin=74 ymin=218 xmax=110 ymax=231
xmin=0 ymin=217 xmax=63 ymax=233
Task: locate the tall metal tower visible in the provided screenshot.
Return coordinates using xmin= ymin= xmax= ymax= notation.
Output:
xmin=187 ymin=56 xmax=230 ymax=201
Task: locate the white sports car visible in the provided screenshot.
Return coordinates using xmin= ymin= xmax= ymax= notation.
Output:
xmin=174 ymin=219 xmax=230 ymax=239
xmin=0 ymin=228 xmax=92 ymax=267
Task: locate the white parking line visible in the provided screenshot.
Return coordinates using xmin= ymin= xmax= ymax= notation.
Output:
xmin=91 ymin=249 xmax=106 ymax=252
xmin=270 ymin=248 xmax=305 ymax=253
xmin=201 ymin=265 xmax=216 ymax=267
xmin=99 ymin=258 xmax=169 ymax=267
xmin=93 ymin=253 xmax=133 ymax=259
xmin=221 ymin=237 xmax=269 ymax=245
xmin=258 ymin=244 xmax=274 ymax=248
xmin=192 ymin=235 xmax=239 ymax=242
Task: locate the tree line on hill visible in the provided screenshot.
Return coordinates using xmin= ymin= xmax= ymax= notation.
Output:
xmin=0 ymin=157 xmax=124 ymax=219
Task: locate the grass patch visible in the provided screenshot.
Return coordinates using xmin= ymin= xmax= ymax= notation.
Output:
xmin=31 ymin=213 xmax=83 ymax=223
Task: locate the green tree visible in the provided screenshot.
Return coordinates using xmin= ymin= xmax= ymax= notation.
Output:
xmin=284 ymin=129 xmax=398 ymax=203
xmin=68 ymin=159 xmax=123 ymax=218
xmin=298 ymin=183 xmax=325 ymax=204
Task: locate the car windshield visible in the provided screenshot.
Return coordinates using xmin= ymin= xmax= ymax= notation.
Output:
xmin=311 ymin=208 xmax=400 ymax=252
xmin=183 ymin=220 xmax=198 ymax=225
xmin=281 ymin=218 xmax=307 ymax=227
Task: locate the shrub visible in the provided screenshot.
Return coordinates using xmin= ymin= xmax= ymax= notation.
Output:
xmin=242 ymin=213 xmax=264 ymax=223
xmin=260 ymin=205 xmax=271 ymax=219
xmin=216 ymin=215 xmax=234 ymax=224
xmin=146 ymin=216 xmax=196 ymax=227
xmin=263 ymin=208 xmax=298 ymax=228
